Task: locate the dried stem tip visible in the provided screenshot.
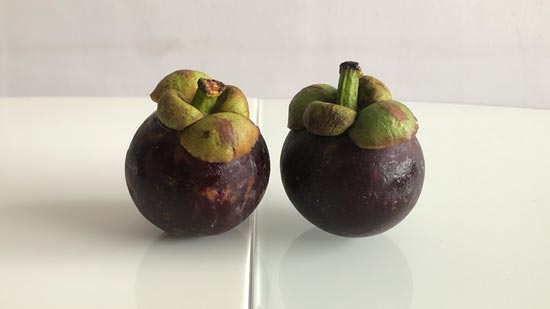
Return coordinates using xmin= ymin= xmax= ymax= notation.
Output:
xmin=198 ymin=78 xmax=226 ymax=97
xmin=192 ymin=78 xmax=226 ymax=115
xmin=339 ymin=61 xmax=362 ymax=74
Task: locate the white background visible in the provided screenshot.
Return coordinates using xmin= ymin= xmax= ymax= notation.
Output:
xmin=1 ymin=0 xmax=549 ymax=108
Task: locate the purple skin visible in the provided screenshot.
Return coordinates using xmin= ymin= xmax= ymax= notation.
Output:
xmin=125 ymin=112 xmax=270 ymax=236
xmin=281 ymin=130 xmax=424 ymax=237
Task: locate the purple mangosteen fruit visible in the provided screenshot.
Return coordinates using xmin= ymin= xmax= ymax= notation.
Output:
xmin=126 ymin=70 xmax=270 ymax=236
xmin=281 ymin=61 xmax=424 ymax=237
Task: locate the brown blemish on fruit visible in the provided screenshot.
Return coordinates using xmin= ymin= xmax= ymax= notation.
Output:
xmin=215 ymin=117 xmax=236 ymax=143
xmin=178 ymin=70 xmax=194 ymax=78
xmin=381 ymin=101 xmax=407 ymax=122
xmin=221 ymin=186 xmax=235 ymax=203
xmin=202 ymin=187 xmax=219 ymax=201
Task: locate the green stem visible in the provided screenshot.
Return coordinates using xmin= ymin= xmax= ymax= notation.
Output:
xmin=191 ymin=78 xmax=226 ymax=115
xmin=336 ymin=61 xmax=362 ymax=111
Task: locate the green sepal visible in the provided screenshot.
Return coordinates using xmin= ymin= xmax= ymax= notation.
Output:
xmin=303 ymin=101 xmax=356 ymax=136
xmin=213 ymin=85 xmax=250 ymax=117
xmin=157 ymin=89 xmax=204 ymax=130
xmin=349 ymin=100 xmax=418 ymax=149
xmin=288 ymin=84 xmax=337 ymax=130
xmin=357 ymin=75 xmax=392 ymax=110
xmin=150 ymin=70 xmax=210 ymax=104
xmin=179 ymin=112 xmax=260 ymax=163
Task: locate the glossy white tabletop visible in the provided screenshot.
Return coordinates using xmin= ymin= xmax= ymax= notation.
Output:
xmin=254 ymin=100 xmax=550 ymax=309
xmin=1 ymin=98 xmax=550 ymax=308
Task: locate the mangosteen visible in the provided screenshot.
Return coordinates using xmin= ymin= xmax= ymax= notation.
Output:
xmin=281 ymin=61 xmax=424 ymax=237
xmin=126 ymin=70 xmax=270 ymax=236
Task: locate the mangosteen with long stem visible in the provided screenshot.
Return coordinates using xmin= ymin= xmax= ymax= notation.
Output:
xmin=281 ymin=61 xmax=424 ymax=237
xmin=126 ymin=70 xmax=270 ymax=236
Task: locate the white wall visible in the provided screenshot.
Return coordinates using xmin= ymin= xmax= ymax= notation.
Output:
xmin=1 ymin=0 xmax=549 ymax=108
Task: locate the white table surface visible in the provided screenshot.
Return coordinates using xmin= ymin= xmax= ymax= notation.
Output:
xmin=0 ymin=98 xmax=257 ymax=309
xmin=1 ymin=98 xmax=549 ymax=308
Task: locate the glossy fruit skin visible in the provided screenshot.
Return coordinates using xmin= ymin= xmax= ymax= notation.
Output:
xmin=125 ymin=112 xmax=270 ymax=236
xmin=280 ymin=130 xmax=424 ymax=237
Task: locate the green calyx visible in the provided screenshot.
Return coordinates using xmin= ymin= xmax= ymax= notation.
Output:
xmin=287 ymin=84 xmax=337 ymax=130
xmin=357 ymin=75 xmax=392 ymax=110
xmin=179 ymin=112 xmax=260 ymax=163
xmin=287 ymin=61 xmax=361 ymax=137
xmin=150 ymin=70 xmax=257 ymax=163
xmin=213 ymin=85 xmax=250 ymax=118
xmin=287 ymin=61 xmax=419 ymax=148
xmin=303 ymin=101 xmax=356 ymax=136
xmin=157 ymin=89 xmax=204 ymax=130
xmin=348 ymin=100 xmax=418 ymax=149
xmin=150 ymin=70 xmax=211 ymax=104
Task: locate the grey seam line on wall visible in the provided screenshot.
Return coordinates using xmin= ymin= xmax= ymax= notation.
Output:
xmin=247 ymin=99 xmax=262 ymax=309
